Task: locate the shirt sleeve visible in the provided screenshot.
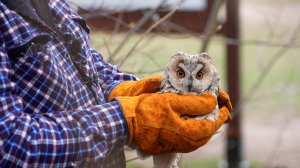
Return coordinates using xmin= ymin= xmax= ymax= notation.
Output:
xmin=91 ymin=49 xmax=137 ymax=100
xmin=0 ymin=49 xmax=128 ymax=167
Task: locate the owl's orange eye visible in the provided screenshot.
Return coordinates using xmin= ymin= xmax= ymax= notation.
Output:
xmin=196 ymin=71 xmax=203 ymax=79
xmin=176 ymin=69 xmax=185 ymax=78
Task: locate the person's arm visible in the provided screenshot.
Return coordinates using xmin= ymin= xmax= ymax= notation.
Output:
xmin=90 ymin=49 xmax=137 ymax=100
xmin=0 ymin=49 xmax=128 ymax=167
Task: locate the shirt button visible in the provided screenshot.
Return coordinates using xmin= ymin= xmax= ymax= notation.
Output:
xmin=70 ymin=162 xmax=77 ymax=167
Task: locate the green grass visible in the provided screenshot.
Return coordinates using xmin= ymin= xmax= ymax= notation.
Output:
xmin=126 ymin=158 xmax=265 ymax=168
xmin=181 ymin=158 xmax=219 ymax=168
xmin=181 ymin=158 xmax=265 ymax=168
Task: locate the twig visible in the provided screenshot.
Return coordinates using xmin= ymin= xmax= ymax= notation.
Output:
xmin=123 ymin=68 xmax=165 ymax=75
xmin=264 ymin=18 xmax=300 ymax=168
xmin=160 ymin=20 xmax=202 ymax=37
xmin=225 ymin=38 xmax=300 ymax=47
xmin=111 ymin=12 xmax=124 ymax=37
xmin=231 ymin=18 xmax=300 ymax=118
xmin=109 ymin=0 xmax=168 ymax=63
xmin=103 ymin=38 xmax=112 ymax=59
xmin=265 ymin=114 xmax=293 ymax=168
xmin=151 ymin=20 xmax=300 ymax=47
xmin=136 ymin=46 xmax=165 ymax=68
xmin=126 ymin=157 xmax=139 ymax=163
xmin=200 ymin=0 xmax=225 ymax=52
xmin=83 ymin=11 xmax=131 ymax=28
xmin=118 ymin=0 xmax=187 ymax=68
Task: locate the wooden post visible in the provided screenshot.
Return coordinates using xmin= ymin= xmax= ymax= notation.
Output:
xmin=225 ymin=0 xmax=243 ymax=167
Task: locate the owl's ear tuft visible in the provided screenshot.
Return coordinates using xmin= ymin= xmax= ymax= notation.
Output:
xmin=199 ymin=52 xmax=212 ymax=60
xmin=171 ymin=52 xmax=187 ymax=58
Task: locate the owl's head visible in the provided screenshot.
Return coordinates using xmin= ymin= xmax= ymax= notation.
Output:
xmin=161 ymin=52 xmax=219 ymax=94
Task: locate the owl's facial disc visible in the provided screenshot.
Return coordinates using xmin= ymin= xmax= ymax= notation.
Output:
xmin=175 ymin=63 xmax=203 ymax=93
xmin=161 ymin=52 xmax=219 ymax=96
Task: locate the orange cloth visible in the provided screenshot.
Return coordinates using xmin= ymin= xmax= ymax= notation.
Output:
xmin=109 ymin=75 xmax=232 ymax=154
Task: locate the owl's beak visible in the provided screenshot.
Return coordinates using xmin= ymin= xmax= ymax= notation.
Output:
xmin=188 ymin=77 xmax=193 ymax=91
xmin=188 ymin=84 xmax=192 ymax=91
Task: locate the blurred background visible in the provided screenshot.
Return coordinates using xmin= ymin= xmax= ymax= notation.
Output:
xmin=69 ymin=0 xmax=300 ymax=167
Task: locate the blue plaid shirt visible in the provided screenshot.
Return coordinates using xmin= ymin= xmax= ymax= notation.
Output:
xmin=0 ymin=0 xmax=136 ymax=167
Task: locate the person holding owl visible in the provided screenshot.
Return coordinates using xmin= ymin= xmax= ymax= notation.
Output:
xmin=0 ymin=0 xmax=232 ymax=167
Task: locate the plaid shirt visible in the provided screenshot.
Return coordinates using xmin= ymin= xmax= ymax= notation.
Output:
xmin=0 ymin=0 xmax=136 ymax=167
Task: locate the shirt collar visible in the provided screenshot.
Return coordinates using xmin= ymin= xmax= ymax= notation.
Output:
xmin=1 ymin=0 xmax=43 ymax=24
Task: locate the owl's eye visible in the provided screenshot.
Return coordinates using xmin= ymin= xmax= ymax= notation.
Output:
xmin=176 ymin=69 xmax=185 ymax=78
xmin=196 ymin=71 xmax=203 ymax=79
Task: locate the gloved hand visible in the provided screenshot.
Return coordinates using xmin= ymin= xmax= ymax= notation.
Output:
xmin=116 ymin=92 xmax=232 ymax=154
xmin=108 ymin=74 xmax=162 ymax=101
xmin=218 ymin=90 xmax=233 ymax=123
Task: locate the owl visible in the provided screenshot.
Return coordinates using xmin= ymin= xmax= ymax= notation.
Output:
xmin=159 ymin=52 xmax=220 ymax=121
xmin=152 ymin=52 xmax=220 ymax=168
xmin=135 ymin=52 xmax=220 ymax=168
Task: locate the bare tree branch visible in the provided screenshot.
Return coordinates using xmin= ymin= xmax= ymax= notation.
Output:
xmin=108 ymin=0 xmax=168 ymax=63
xmin=111 ymin=12 xmax=124 ymax=37
xmin=231 ymin=18 xmax=300 ymax=118
xmin=103 ymin=38 xmax=112 ymax=59
xmin=122 ymin=68 xmax=165 ymax=75
xmin=200 ymin=0 xmax=225 ymax=52
xmin=118 ymin=0 xmax=187 ymax=68
xmin=83 ymin=11 xmax=131 ymax=29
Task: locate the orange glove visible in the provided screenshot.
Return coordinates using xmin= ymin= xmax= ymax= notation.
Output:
xmin=116 ymin=93 xmax=232 ymax=154
xmin=108 ymin=75 xmax=162 ymax=101
xmin=218 ymin=90 xmax=233 ymax=123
